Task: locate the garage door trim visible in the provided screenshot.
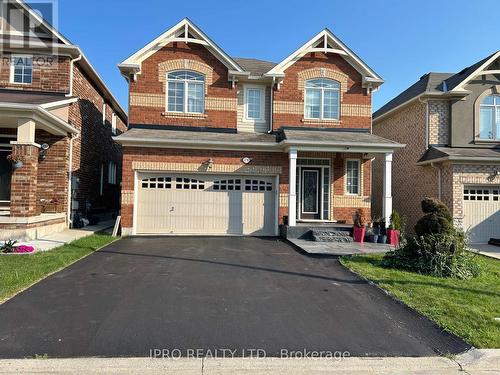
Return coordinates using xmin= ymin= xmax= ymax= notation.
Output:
xmin=132 ymin=170 xmax=280 ymax=236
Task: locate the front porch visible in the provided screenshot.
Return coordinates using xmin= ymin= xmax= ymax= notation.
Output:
xmin=0 ymin=92 xmax=79 ymax=240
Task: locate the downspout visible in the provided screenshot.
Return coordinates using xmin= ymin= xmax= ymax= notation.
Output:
xmin=268 ymin=77 xmax=275 ymax=133
xmin=431 ymin=162 xmax=442 ymax=201
xmin=67 ymin=132 xmax=80 ymax=228
xmin=66 ymin=54 xmax=82 ymax=97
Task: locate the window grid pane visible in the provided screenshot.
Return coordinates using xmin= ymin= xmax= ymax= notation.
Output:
xmin=187 ymin=82 xmax=203 ymax=113
xmin=480 ymin=94 xmax=500 ymax=140
xmin=247 ymin=88 xmax=262 ymax=119
xmin=305 ymin=89 xmax=321 ymax=118
xmin=346 ymin=160 xmax=360 ymax=195
xmin=168 ymin=81 xmax=185 ymax=112
xmin=12 ymin=57 xmax=33 ymax=84
xmin=304 ymin=78 xmax=340 ymax=120
xmin=167 ymin=70 xmax=205 ymax=114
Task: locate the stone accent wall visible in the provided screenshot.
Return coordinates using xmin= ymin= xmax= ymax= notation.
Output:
xmin=372 ymin=101 xmax=439 ymax=232
xmin=428 ymin=100 xmax=450 ymax=145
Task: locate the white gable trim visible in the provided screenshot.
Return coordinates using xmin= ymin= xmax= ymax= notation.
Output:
xmin=265 ymin=28 xmax=383 ymax=84
xmin=14 ymin=0 xmax=71 ymax=45
xmin=119 ymin=18 xmax=244 ymax=73
xmin=451 ymin=51 xmax=500 ymax=92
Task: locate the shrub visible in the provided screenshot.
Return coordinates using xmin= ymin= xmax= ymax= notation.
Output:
xmin=415 ymin=197 xmax=453 ymax=236
xmin=382 ymin=198 xmax=480 ymax=279
xmin=389 ymin=210 xmax=404 ymax=231
xmin=1 ymin=240 xmax=18 ymax=253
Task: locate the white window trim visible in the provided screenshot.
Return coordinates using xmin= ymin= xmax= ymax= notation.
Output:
xmin=243 ymin=85 xmax=265 ymax=123
xmin=111 ymin=112 xmax=117 ymax=135
xmin=478 ymin=94 xmax=500 ymax=140
xmin=10 ymin=54 xmax=33 ymax=84
xmin=303 ymin=79 xmax=341 ymax=120
xmin=99 ymin=163 xmax=104 ymax=195
xmin=165 ymin=71 xmax=205 ymax=115
xmin=345 ymin=159 xmax=361 ymax=196
xmin=102 ymin=103 xmax=106 ymax=124
xmin=108 ymin=161 xmax=117 ymax=185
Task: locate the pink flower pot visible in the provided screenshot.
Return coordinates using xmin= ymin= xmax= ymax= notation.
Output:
xmin=353 ymin=227 xmax=366 ymax=243
xmin=387 ymin=229 xmax=400 ymax=247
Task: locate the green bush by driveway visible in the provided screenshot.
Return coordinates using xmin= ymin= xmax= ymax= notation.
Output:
xmin=0 ymin=234 xmax=116 ymax=303
xmin=341 ymin=253 xmax=500 ymax=349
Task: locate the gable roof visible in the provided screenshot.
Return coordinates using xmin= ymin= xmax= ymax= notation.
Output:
xmin=7 ymin=0 xmax=127 ymax=121
xmin=119 ymin=18 xmax=244 ymax=75
xmin=373 ymin=72 xmax=453 ymax=120
xmin=265 ymin=28 xmax=383 ymax=87
xmin=374 ymin=51 xmax=500 ymax=122
xmin=234 ymin=58 xmax=276 ymax=77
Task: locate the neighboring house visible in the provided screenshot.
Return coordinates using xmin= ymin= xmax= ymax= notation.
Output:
xmin=0 ymin=0 xmax=127 ymax=240
xmin=115 ymin=18 xmax=403 ymax=237
xmin=372 ymin=51 xmax=500 ymax=243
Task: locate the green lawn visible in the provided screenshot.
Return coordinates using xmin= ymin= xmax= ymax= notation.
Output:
xmin=0 ymin=234 xmax=116 ymax=303
xmin=340 ymin=253 xmax=500 ymax=349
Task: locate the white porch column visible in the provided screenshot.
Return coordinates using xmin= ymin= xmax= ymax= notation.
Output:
xmin=288 ymin=149 xmax=298 ymax=226
xmin=383 ymin=152 xmax=393 ymax=228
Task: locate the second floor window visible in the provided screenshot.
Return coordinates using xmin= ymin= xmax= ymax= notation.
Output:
xmin=167 ymin=70 xmax=204 ymax=114
xmin=11 ymin=56 xmax=33 ymax=84
xmin=305 ymin=78 xmax=340 ymax=120
xmin=245 ymin=86 xmax=264 ymax=121
xmin=479 ymin=94 xmax=500 ymax=140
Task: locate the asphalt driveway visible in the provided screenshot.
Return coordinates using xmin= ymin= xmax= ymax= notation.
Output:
xmin=0 ymin=236 xmax=469 ymax=358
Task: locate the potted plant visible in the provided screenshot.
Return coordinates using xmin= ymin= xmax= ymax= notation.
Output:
xmin=6 ymin=154 xmax=25 ymax=170
xmin=387 ymin=210 xmax=403 ymax=246
xmin=352 ymin=209 xmax=366 ymax=243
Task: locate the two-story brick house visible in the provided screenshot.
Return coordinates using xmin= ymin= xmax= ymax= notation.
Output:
xmin=116 ymin=18 xmax=403 ymax=236
xmin=0 ymin=0 xmax=127 ymax=240
xmin=373 ymin=51 xmax=500 ymax=243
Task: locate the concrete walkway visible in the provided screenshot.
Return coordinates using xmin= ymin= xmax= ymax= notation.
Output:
xmin=470 ymin=244 xmax=500 ymax=260
xmin=289 ymin=238 xmax=392 ymax=256
xmin=0 ymin=349 xmax=497 ymax=374
xmin=18 ymin=220 xmax=115 ymax=252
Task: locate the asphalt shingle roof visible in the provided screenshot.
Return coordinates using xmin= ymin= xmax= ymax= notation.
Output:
xmin=233 ymin=58 xmax=277 ymax=76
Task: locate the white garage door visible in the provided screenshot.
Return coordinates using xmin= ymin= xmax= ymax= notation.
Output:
xmin=463 ymin=186 xmax=500 ymax=243
xmin=136 ymin=173 xmax=277 ymax=235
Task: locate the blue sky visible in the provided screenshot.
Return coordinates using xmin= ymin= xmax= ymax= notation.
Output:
xmin=50 ymin=0 xmax=499 ymax=112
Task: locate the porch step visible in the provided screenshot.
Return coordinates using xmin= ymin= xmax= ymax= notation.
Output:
xmin=311 ymin=228 xmax=353 ymax=243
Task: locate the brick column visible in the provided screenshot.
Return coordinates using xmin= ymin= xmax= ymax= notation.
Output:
xmin=10 ymin=144 xmax=39 ymax=217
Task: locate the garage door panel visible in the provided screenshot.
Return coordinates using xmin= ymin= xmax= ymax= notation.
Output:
xmin=137 ymin=173 xmax=276 ymax=235
xmin=463 ymin=186 xmax=500 ymax=243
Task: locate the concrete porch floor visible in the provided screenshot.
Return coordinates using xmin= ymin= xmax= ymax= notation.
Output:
xmin=288 ymin=238 xmax=392 ymax=256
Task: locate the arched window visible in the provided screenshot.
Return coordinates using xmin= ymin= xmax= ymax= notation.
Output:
xmin=479 ymin=94 xmax=500 ymax=140
xmin=167 ymin=70 xmax=204 ymax=114
xmin=304 ymin=78 xmax=340 ymax=120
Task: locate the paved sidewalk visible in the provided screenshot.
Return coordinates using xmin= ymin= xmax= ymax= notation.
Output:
xmin=289 ymin=238 xmax=392 ymax=256
xmin=470 ymin=244 xmax=500 ymax=260
xmin=0 ymin=350 xmax=497 ymax=374
xmin=18 ymin=220 xmax=115 ymax=252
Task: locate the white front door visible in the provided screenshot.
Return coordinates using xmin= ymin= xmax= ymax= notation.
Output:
xmin=136 ymin=173 xmax=276 ymax=236
xmin=463 ymin=186 xmax=500 ymax=243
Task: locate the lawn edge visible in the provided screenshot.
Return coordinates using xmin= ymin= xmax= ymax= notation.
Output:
xmin=338 ymin=254 xmax=474 ymax=354
xmin=0 ymin=235 xmax=120 ymax=305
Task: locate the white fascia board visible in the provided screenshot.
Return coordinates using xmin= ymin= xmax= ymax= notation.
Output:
xmin=113 ymin=137 xmax=281 ymax=152
xmin=417 ymin=155 xmax=500 ymax=166
xmin=120 ymin=18 xmax=244 ymax=72
xmin=266 ymin=28 xmax=382 ymax=81
xmin=40 ymin=97 xmax=78 ymax=109
xmin=451 ymin=51 xmax=500 ymax=92
xmin=280 ymin=139 xmax=405 ymax=151
xmin=0 ymin=102 xmax=79 ymax=135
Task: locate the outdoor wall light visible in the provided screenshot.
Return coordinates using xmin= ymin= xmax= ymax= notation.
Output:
xmin=205 ymin=158 xmax=214 ymax=169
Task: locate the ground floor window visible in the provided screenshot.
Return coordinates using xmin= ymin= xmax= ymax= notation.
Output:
xmin=346 ymin=159 xmax=360 ymax=195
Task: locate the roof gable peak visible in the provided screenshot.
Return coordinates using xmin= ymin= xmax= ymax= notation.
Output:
xmin=119 ymin=18 xmax=244 ymax=74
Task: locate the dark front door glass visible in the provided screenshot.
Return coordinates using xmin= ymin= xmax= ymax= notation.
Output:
xmin=302 ymin=170 xmax=319 ymax=214
xmin=0 ymin=152 xmax=12 ymax=202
